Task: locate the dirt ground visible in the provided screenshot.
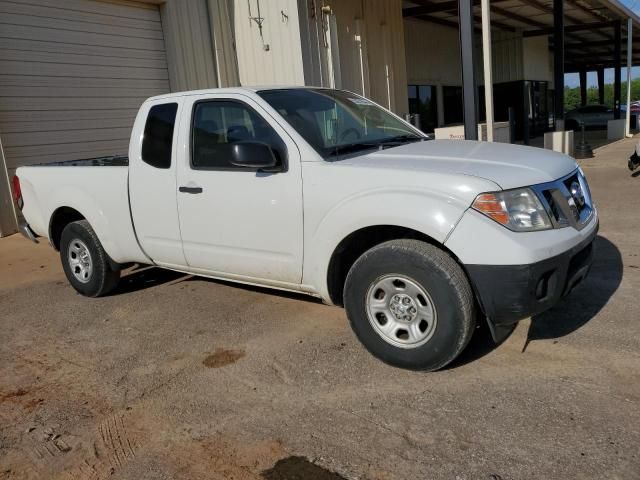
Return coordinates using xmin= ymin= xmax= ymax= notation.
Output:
xmin=1 ymin=137 xmax=639 ymax=480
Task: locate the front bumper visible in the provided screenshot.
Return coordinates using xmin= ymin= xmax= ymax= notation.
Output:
xmin=18 ymin=221 xmax=39 ymax=244
xmin=466 ymin=219 xmax=598 ymax=326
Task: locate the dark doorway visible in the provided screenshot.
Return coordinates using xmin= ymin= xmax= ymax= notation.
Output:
xmin=408 ymin=84 xmax=438 ymax=132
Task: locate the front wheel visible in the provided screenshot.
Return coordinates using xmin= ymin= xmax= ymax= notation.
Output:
xmin=343 ymin=239 xmax=476 ymax=371
xmin=60 ymin=220 xmax=120 ymax=297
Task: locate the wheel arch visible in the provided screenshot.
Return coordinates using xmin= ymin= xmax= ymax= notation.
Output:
xmin=326 ymin=224 xmax=465 ymax=307
xmin=49 ymin=206 xmax=86 ymax=251
xmin=50 ymin=209 xmax=125 ymax=272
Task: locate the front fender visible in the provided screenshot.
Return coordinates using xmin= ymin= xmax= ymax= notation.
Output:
xmin=303 ymin=187 xmax=470 ymax=302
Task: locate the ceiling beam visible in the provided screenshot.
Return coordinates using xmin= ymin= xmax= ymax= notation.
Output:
xmin=403 ymin=1 xmax=472 ymax=16
xmin=403 ymin=0 xmax=511 ymax=17
xmin=564 ymin=39 xmax=640 ymax=49
xmin=564 ymin=0 xmax=611 ymax=23
xmin=523 ymin=20 xmax=616 ymax=37
xmin=491 ymin=4 xmax=610 ymax=45
xmin=492 ymin=4 xmax=600 ymax=49
xmin=565 ymin=52 xmax=640 ymax=61
xmin=565 ymin=63 xmax=639 ymax=73
xmin=473 ymin=14 xmax=516 ymax=32
xmin=518 ymin=0 xmax=613 ymax=40
xmin=412 ymin=14 xmax=468 ymax=31
xmin=491 ymin=5 xmax=547 ymax=29
xmin=410 ymin=13 xmax=514 ymax=32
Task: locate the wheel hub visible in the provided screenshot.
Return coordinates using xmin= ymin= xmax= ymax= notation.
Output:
xmin=68 ymin=239 xmax=93 ymax=284
xmin=388 ymin=294 xmax=418 ymax=322
xmin=365 ymin=274 xmax=438 ymax=349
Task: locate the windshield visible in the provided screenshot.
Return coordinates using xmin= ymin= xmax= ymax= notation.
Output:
xmin=258 ymin=89 xmax=425 ymax=159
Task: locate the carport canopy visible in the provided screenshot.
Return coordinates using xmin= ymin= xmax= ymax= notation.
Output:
xmin=403 ymin=0 xmax=640 ymax=137
xmin=403 ymin=0 xmax=640 ymax=73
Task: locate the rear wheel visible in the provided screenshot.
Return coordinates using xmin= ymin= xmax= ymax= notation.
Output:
xmin=343 ymin=239 xmax=475 ymax=371
xmin=60 ymin=220 xmax=120 ymax=297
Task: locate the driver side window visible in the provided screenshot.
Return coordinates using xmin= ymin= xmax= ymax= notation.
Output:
xmin=191 ymin=100 xmax=285 ymax=170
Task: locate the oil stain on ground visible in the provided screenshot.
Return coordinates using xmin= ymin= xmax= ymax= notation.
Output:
xmin=0 ymin=388 xmax=28 ymax=403
xmin=261 ymin=456 xmax=347 ymax=480
xmin=203 ymin=348 xmax=245 ymax=368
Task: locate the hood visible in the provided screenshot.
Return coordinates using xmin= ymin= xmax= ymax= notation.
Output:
xmin=340 ymin=140 xmax=578 ymax=190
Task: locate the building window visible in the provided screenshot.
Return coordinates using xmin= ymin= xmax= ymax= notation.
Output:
xmin=141 ymin=103 xmax=178 ymax=169
xmin=442 ymin=86 xmax=464 ymax=125
xmin=408 ymin=85 xmax=437 ymax=132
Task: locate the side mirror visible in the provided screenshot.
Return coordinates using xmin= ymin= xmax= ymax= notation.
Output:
xmin=229 ymin=142 xmax=279 ymax=170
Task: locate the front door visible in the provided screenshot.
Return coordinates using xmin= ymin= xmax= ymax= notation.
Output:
xmin=175 ymin=94 xmax=303 ymax=285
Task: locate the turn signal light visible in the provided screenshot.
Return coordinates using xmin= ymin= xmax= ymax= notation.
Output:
xmin=472 ymin=193 xmax=509 ymax=225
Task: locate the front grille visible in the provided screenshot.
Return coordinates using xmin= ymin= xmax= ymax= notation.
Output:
xmin=532 ymin=169 xmax=594 ymax=230
xmin=542 ymin=190 xmax=562 ymax=223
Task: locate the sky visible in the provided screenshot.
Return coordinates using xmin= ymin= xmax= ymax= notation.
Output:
xmin=564 ymin=0 xmax=640 ymax=88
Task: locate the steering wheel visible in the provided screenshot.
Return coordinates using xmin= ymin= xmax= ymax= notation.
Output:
xmin=340 ymin=128 xmax=361 ymax=143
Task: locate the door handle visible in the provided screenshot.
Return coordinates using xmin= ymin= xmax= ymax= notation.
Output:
xmin=179 ymin=186 xmax=203 ymax=194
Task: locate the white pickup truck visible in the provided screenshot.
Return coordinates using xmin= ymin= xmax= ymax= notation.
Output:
xmin=14 ymin=87 xmax=598 ymax=371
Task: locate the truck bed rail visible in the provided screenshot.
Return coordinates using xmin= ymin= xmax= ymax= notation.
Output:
xmin=32 ymin=155 xmax=129 ymax=167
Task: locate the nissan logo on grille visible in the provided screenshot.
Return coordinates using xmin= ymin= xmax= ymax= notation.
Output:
xmin=570 ymin=180 xmax=586 ymax=208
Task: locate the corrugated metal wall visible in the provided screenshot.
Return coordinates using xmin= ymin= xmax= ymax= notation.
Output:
xmin=405 ymin=18 xmax=462 ymax=86
xmin=405 ymin=18 xmax=549 ymax=88
xmin=318 ymin=0 xmax=408 ymax=115
xmin=362 ymin=0 xmax=408 ymax=114
xmin=488 ymin=31 xmax=524 ymax=84
xmin=0 ymin=137 xmax=16 ymax=236
xmin=0 ymin=0 xmax=171 ymax=236
xmin=523 ymin=36 xmax=551 ymax=82
xmin=208 ymin=0 xmax=240 ymax=87
xmin=160 ymin=0 xmax=219 ymax=91
xmin=297 ymin=0 xmax=330 ymax=88
xmin=233 ymin=0 xmax=305 ymax=86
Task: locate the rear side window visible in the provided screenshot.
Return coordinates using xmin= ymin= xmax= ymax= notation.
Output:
xmin=142 ymin=103 xmax=178 ymax=169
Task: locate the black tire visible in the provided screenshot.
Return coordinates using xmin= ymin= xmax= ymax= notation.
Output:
xmin=343 ymin=239 xmax=476 ymax=371
xmin=60 ymin=220 xmax=120 ymax=297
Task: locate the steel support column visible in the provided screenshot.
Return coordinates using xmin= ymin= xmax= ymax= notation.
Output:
xmin=0 ymin=136 xmax=18 ymax=237
xmin=579 ymin=69 xmax=587 ymax=106
xmin=459 ymin=0 xmax=478 ymax=140
xmin=597 ymin=67 xmax=605 ymax=104
xmin=614 ymin=20 xmax=622 ymax=119
xmin=626 ymin=18 xmax=633 ymax=136
xmin=481 ymin=0 xmax=494 ymax=141
xmin=553 ymin=0 xmax=564 ymax=128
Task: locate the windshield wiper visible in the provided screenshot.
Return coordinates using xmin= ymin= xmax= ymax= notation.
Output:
xmin=378 ymin=134 xmax=425 ymax=146
xmin=329 ymin=142 xmax=382 ymax=157
xmin=328 ymin=135 xmax=425 ymax=158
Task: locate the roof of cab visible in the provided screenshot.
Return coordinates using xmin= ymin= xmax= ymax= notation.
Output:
xmin=145 ymin=85 xmax=325 ymax=102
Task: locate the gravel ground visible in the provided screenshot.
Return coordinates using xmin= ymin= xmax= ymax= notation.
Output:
xmin=1 ymin=137 xmax=639 ymax=480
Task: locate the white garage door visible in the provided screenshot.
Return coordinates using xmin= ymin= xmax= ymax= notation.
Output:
xmin=0 ymin=0 xmax=170 ymax=233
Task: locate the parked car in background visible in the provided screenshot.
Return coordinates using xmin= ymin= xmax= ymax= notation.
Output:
xmin=626 ymin=101 xmax=640 ymax=114
xmin=565 ymin=104 xmax=613 ymax=130
xmin=13 ymin=87 xmax=598 ymax=371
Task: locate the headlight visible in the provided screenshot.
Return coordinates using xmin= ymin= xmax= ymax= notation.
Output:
xmin=472 ymin=188 xmax=552 ymax=232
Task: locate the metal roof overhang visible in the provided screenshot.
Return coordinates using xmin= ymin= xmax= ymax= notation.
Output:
xmin=403 ymin=0 xmax=640 ymax=73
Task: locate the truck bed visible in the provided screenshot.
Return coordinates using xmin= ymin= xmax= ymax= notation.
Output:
xmin=16 ymin=157 xmax=148 ymax=264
